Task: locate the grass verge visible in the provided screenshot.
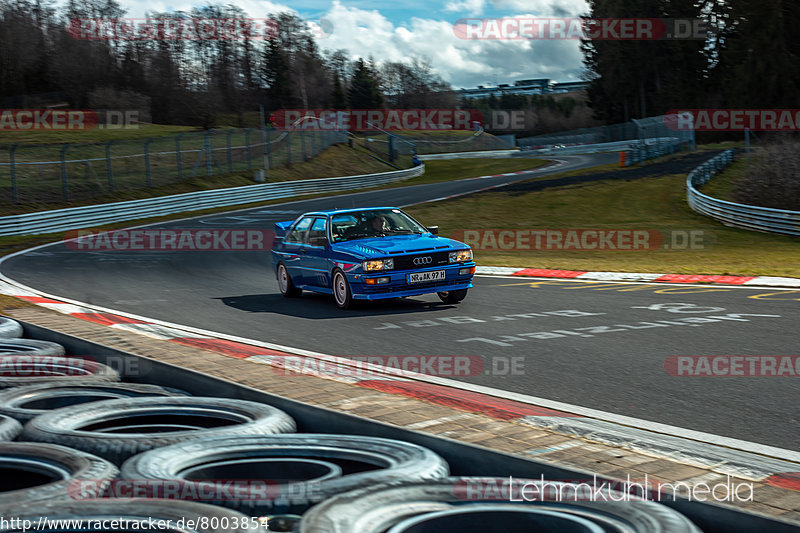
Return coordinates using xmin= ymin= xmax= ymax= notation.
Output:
xmin=698 ymin=159 xmax=747 ymax=202
xmin=0 ymin=124 xmax=197 ymax=145
xmin=0 ymin=156 xmax=549 ymax=257
xmin=405 ymin=172 xmax=800 ymax=278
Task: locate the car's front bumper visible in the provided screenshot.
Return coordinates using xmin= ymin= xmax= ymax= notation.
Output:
xmin=349 ymin=262 xmax=476 ymax=300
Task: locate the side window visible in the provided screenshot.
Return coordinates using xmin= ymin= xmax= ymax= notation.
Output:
xmin=285 ymin=217 xmax=313 ymax=244
xmin=307 ymin=218 xmax=328 ymax=247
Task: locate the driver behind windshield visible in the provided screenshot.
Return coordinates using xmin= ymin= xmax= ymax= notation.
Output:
xmin=368 ymin=214 xmax=390 ymax=234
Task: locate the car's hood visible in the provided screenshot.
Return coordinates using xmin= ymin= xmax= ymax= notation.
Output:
xmin=332 ymin=235 xmax=464 ymax=258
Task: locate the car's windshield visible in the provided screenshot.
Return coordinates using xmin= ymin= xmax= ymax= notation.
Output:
xmin=330 ymin=209 xmax=427 ymax=242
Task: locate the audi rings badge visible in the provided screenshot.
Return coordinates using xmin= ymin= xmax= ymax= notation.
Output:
xmin=413 ymin=256 xmax=433 ymax=265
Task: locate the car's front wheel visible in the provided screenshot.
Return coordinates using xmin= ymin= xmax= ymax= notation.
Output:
xmin=437 ymin=289 xmax=468 ymax=304
xmin=332 ymin=269 xmax=354 ymax=309
xmin=277 ymin=263 xmax=301 ymax=298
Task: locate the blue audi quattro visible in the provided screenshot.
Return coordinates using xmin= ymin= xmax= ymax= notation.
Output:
xmin=271 ymin=207 xmax=476 ymax=309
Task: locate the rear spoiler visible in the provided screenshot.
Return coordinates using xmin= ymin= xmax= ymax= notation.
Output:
xmin=273 ymin=220 xmax=295 ymax=240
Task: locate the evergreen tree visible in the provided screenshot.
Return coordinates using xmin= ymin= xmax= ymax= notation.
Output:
xmin=331 ymin=73 xmax=347 ymax=109
xmin=348 ymin=58 xmax=383 ymax=109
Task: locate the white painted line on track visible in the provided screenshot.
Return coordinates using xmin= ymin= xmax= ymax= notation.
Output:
xmin=2 ymin=267 xmax=798 ymax=466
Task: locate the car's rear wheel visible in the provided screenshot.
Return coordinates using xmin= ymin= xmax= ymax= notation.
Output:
xmin=332 ymin=270 xmax=354 ymax=310
xmin=438 ymin=289 xmax=468 ymax=304
xmin=277 ymin=263 xmax=301 ymax=298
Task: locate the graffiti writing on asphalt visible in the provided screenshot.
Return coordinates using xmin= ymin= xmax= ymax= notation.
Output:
xmin=456 ymin=313 xmax=781 ymax=346
xmin=373 ymin=309 xmax=605 ymax=330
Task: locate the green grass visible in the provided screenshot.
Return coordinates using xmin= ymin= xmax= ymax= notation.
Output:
xmin=0 ymin=144 xmax=408 ymax=215
xmin=0 ymin=155 xmax=548 ymax=256
xmin=698 ymin=159 xmax=747 ymax=202
xmin=0 ymin=124 xmax=197 ymax=145
xmin=405 ymin=170 xmax=800 ymax=278
xmin=402 ymin=158 xmax=548 ymax=185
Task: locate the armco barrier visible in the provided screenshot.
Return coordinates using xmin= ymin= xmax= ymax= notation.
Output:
xmin=0 ymin=164 xmax=424 ymax=237
xmin=687 ymin=150 xmax=800 ymax=237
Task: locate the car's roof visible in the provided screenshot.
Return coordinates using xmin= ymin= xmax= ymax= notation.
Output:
xmin=301 ymin=207 xmax=400 ymax=217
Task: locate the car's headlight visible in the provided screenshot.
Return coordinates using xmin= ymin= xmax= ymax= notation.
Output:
xmin=449 ymin=249 xmax=473 ymax=263
xmin=363 ymin=258 xmax=394 ymax=271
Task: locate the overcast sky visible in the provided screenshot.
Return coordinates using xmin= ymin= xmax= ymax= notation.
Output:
xmin=109 ymin=0 xmax=590 ymax=89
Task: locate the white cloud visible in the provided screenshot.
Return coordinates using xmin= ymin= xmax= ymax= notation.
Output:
xmin=319 ymin=2 xmax=584 ymax=88
xmin=444 ymin=0 xmax=487 ymax=16
xmin=100 ymin=0 xmax=585 ymax=88
xmin=492 ymin=0 xmax=589 ymax=17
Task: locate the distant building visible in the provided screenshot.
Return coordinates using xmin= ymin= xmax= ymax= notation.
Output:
xmin=457 ymin=78 xmax=588 ymax=99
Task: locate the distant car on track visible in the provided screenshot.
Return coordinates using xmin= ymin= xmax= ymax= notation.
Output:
xmin=271 ymin=207 xmax=476 ymax=309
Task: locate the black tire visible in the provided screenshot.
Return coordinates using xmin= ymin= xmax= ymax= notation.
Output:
xmin=437 ymin=289 xmax=468 ymax=304
xmin=299 ymin=478 xmax=703 ymax=533
xmin=277 ymin=263 xmax=302 ymax=298
xmin=120 ymin=433 xmax=449 ymax=515
xmin=0 ymin=355 xmax=120 ymax=389
xmin=332 ymin=269 xmax=353 ymax=309
xmin=0 ymin=442 xmax=118 ymax=508
xmin=0 ymin=414 xmax=21 ymax=440
xmin=21 ymin=396 xmax=297 ymax=465
xmin=0 ymin=338 xmax=64 ymax=356
xmin=0 ymin=317 xmax=22 ymax=339
xmin=0 ymin=499 xmax=261 ymax=533
xmin=0 ymin=382 xmax=188 ymax=423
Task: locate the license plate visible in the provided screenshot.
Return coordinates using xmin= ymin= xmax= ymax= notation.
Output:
xmin=407 ymin=270 xmax=446 ymax=284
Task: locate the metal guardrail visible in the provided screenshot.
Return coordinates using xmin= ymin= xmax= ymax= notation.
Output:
xmin=0 ymin=165 xmax=425 ymax=236
xmin=687 ymin=150 xmax=800 ymax=237
xmin=520 ymin=137 xmax=685 ymax=162
xmin=418 ymin=150 xmax=520 ymax=160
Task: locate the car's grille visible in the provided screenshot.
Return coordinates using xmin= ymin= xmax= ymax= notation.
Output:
xmin=392 ymin=251 xmax=450 ymax=270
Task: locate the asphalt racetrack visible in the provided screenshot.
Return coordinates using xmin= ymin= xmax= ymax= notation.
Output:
xmin=4 ymin=152 xmax=798 ymax=451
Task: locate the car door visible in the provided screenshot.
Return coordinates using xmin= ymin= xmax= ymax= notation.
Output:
xmin=282 ymin=216 xmax=313 ymax=283
xmin=301 ymin=217 xmax=332 ymax=289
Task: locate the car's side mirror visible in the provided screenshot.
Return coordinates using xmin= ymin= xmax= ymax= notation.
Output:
xmin=427 ymin=226 xmax=439 ymax=235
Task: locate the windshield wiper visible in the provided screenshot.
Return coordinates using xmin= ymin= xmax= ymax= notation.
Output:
xmin=343 ymin=232 xmax=385 ymax=240
xmin=385 ymin=229 xmax=422 ymax=235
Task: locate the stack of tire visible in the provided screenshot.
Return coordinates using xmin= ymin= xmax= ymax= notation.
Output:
xmin=0 ymin=316 xmax=703 ymax=532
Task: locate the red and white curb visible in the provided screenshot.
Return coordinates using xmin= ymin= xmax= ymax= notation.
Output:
xmin=476 ymin=266 xmax=800 ymax=288
xmin=1 ymin=277 xmax=798 ymax=490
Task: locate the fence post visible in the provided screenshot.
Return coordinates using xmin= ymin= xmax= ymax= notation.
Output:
xmin=745 ymin=128 xmax=750 ymax=162
xmin=205 ymin=130 xmax=213 ymax=176
xmin=300 ymin=130 xmax=307 ymax=161
xmin=286 ymin=131 xmax=292 ymax=164
xmin=60 ymin=144 xmax=70 ymax=201
xmin=265 ymin=127 xmax=272 ymax=169
xmin=388 ymin=135 xmax=395 ymax=163
xmin=105 ymin=140 xmax=115 ymax=192
xmin=226 ymin=130 xmax=233 ymax=173
xmin=176 ymin=133 xmax=184 ymax=180
xmin=10 ymin=144 xmax=18 ymax=203
xmin=144 ymin=138 xmax=153 ymax=187
xmin=245 ymin=129 xmax=252 ymax=171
